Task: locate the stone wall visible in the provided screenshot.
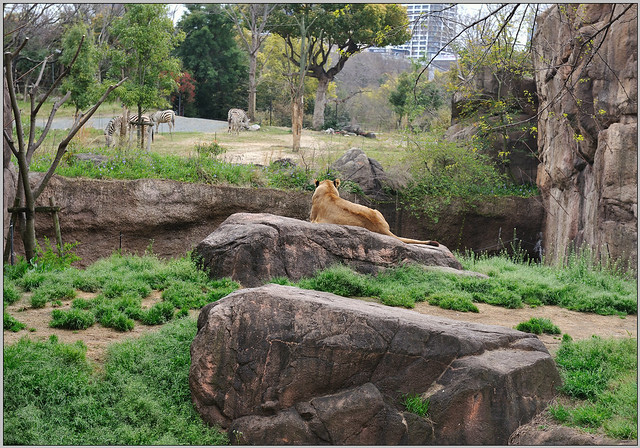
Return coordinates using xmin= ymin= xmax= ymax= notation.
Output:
xmin=532 ymin=4 xmax=637 ymax=266
xmin=18 ymin=175 xmax=544 ymax=267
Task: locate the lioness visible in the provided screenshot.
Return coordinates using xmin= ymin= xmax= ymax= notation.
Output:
xmin=310 ymin=179 xmax=439 ymax=246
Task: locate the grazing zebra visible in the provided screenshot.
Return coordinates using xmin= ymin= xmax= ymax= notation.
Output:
xmin=104 ymin=114 xmax=154 ymax=148
xmin=227 ymin=108 xmax=250 ymax=135
xmin=151 ymin=109 xmax=176 ymax=135
xmin=104 ymin=116 xmax=127 ymax=147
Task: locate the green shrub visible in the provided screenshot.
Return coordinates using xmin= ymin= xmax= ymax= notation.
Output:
xmin=141 ymin=301 xmax=175 ymax=325
xmin=269 ymin=277 xmax=294 ymax=286
xmin=20 ymin=270 xmax=49 ymax=291
xmin=3 ymin=281 xmax=21 ymax=305
xmin=555 ymin=336 xmax=637 ymax=400
xmin=3 ymin=257 xmax=30 ymax=281
xmin=427 ymin=291 xmax=479 ymax=312
xmin=102 ymin=277 xmax=151 ymax=299
xmin=4 ymin=312 xmax=26 ymax=332
xmin=195 ymin=140 xmax=226 ymax=158
xmin=30 ymin=282 xmax=76 ymax=308
xmin=71 ymin=298 xmax=92 ymax=310
xmin=297 ymin=265 xmax=380 ymax=298
xmin=50 ymin=309 xmax=96 ymax=330
xmin=161 ymin=281 xmax=207 ymax=309
xmin=515 ymin=317 xmax=561 ymax=335
xmin=33 ymin=237 xmax=81 ymax=271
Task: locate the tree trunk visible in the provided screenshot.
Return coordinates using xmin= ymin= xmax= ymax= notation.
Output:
xmin=15 ymin=150 xmax=36 ymax=261
xmin=312 ymin=75 xmax=330 ymax=130
xmin=248 ymin=37 xmax=258 ymax=122
xmin=138 ymin=105 xmax=145 ymax=150
xmin=292 ymin=94 xmax=303 ymax=152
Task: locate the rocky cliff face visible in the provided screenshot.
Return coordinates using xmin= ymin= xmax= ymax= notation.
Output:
xmin=23 ymin=175 xmax=543 ymax=267
xmin=533 ymin=4 xmax=637 ymax=266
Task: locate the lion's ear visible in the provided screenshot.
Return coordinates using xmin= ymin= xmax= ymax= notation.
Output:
xmin=334 ymin=179 xmax=341 ymax=188
xmin=314 ymin=179 xmax=319 ymax=187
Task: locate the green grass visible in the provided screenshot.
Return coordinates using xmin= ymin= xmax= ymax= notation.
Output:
xmin=4 ymin=312 xmax=26 ymax=332
xmin=402 ymin=393 xmax=431 ymax=417
xmin=515 ymin=317 xmax=561 ymax=335
xmin=275 ymin=249 xmax=636 ymax=316
xmin=3 ymin=320 xmax=229 ymax=445
xmin=549 ymin=336 xmax=637 ymax=439
xmin=4 ymin=252 xmax=239 ymax=332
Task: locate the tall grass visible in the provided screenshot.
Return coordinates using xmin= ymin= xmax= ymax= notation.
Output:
xmin=549 ymin=336 xmax=637 ymax=439
xmin=3 ymin=320 xmax=228 ymax=445
xmin=273 ymin=249 xmax=637 ymax=316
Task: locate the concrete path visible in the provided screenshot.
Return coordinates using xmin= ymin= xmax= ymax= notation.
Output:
xmin=46 ymin=114 xmax=228 ymax=133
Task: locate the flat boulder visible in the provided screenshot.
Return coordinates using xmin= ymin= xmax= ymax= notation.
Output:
xmin=190 ymin=284 xmax=561 ymax=445
xmin=194 ymin=212 xmax=461 ymax=287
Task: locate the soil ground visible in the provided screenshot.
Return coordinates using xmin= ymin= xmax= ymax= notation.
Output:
xmin=4 ymin=291 xmax=636 ymax=363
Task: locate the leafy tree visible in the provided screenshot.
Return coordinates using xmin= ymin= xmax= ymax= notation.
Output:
xmin=171 ymin=71 xmax=197 ymax=117
xmin=268 ymin=4 xmax=325 ymax=150
xmin=177 ymin=4 xmax=248 ymax=120
xmin=389 ymin=61 xmax=445 ymax=130
xmin=59 ymin=22 xmax=100 ymax=122
xmin=255 ymin=34 xmax=318 ymax=127
xmin=109 ymin=4 xmax=184 ymax=148
xmin=226 ymin=4 xmax=277 ymax=122
xmin=4 ymin=37 xmax=125 ymax=262
xmin=271 ymin=4 xmax=411 ymax=129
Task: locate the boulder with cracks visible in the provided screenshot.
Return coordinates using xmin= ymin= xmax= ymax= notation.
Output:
xmin=190 ymin=284 xmax=561 ymax=445
xmin=194 ymin=212 xmax=461 ymax=287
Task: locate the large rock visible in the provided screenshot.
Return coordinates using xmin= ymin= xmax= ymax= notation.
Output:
xmin=194 ymin=212 xmax=461 ymax=287
xmin=330 ymin=148 xmax=389 ymax=197
xmin=190 ymin=284 xmax=561 ymax=445
xmin=533 ymin=4 xmax=638 ymax=266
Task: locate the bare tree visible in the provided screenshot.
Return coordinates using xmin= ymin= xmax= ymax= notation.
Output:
xmin=227 ymin=3 xmax=277 ymax=122
xmin=3 ymin=36 xmax=125 ymax=261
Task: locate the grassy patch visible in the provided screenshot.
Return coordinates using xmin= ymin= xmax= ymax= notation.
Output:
xmin=277 ymin=250 xmax=636 ymax=316
xmin=403 ymin=393 xmax=431 ymax=417
xmin=549 ymin=336 xmax=637 ymax=439
xmin=50 ymin=309 xmax=96 ymax=330
xmin=4 ymin=252 xmax=239 ymax=332
xmin=4 ymin=312 xmax=26 ymax=332
xmin=3 ymin=320 xmax=228 ymax=445
xmin=515 ymin=317 xmax=561 ymax=335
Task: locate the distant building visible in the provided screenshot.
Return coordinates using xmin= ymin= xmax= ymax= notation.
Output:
xmin=367 ymin=3 xmax=459 ymax=78
xmin=400 ymin=3 xmax=458 ymax=60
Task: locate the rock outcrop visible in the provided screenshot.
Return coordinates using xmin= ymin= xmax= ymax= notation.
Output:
xmin=22 ymin=175 xmax=543 ymax=266
xmin=194 ymin=212 xmax=461 ymax=287
xmin=533 ymin=4 xmax=638 ymax=266
xmin=190 ymin=284 xmax=561 ymax=445
xmin=446 ymin=66 xmax=540 ymax=184
xmin=330 ymin=148 xmax=389 ymax=197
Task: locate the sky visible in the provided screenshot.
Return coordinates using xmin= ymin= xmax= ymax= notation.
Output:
xmin=169 ymin=3 xmax=487 ymax=25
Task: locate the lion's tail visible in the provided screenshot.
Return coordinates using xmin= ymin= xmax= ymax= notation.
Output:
xmin=395 ymin=235 xmax=440 ymax=247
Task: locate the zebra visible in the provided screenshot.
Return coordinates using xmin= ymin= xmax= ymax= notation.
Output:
xmin=150 ymin=109 xmax=176 ymax=135
xmin=104 ymin=116 xmax=127 ymax=147
xmin=227 ymin=108 xmax=250 ymax=135
xmin=104 ymin=114 xmax=154 ymax=148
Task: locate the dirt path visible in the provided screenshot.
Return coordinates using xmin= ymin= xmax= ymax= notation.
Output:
xmin=4 ymin=289 xmax=636 ymax=364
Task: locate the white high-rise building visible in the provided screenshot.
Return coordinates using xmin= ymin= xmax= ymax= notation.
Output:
xmin=399 ymin=3 xmax=458 ymax=60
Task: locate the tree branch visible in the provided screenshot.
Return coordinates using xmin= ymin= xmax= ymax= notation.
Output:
xmin=33 ymin=77 xmax=127 ymax=200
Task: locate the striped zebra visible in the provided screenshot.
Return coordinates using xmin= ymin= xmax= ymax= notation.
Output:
xmin=227 ymin=108 xmax=250 ymax=135
xmin=104 ymin=114 xmax=154 ymax=148
xmin=151 ymin=110 xmax=176 ymax=135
